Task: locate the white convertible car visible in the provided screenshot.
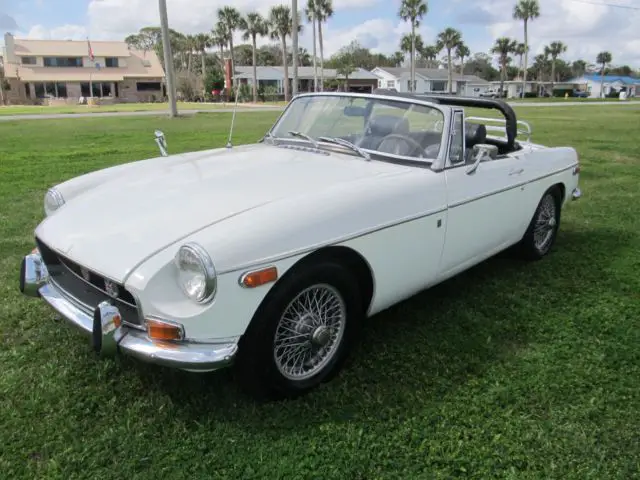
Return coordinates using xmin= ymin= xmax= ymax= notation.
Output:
xmin=19 ymin=90 xmax=581 ymax=399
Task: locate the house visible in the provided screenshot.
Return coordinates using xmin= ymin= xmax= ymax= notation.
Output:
xmin=567 ymin=74 xmax=639 ymax=98
xmin=226 ymin=61 xmax=380 ymax=94
xmin=1 ymin=33 xmax=165 ymax=105
xmin=370 ymin=67 xmax=489 ymax=96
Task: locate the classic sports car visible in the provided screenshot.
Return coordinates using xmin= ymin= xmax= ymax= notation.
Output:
xmin=19 ymin=90 xmax=582 ymax=399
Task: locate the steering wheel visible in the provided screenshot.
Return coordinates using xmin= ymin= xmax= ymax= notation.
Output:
xmin=378 ymin=133 xmax=425 ymax=158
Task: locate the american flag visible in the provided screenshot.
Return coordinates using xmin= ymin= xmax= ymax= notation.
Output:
xmin=87 ymin=38 xmax=95 ymax=62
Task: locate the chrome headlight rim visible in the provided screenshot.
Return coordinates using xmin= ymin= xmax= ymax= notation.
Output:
xmin=174 ymin=242 xmax=217 ymax=304
xmin=44 ymin=188 xmax=65 ymax=216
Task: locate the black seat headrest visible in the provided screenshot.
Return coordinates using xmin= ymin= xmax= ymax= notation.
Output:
xmin=465 ymin=122 xmax=487 ymax=147
xmin=368 ymin=115 xmax=410 ymax=137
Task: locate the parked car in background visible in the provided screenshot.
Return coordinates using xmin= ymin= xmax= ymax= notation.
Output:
xmin=20 ymin=90 xmax=582 ymax=400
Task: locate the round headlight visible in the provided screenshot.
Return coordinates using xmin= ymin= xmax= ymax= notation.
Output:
xmin=44 ymin=188 xmax=65 ymax=216
xmin=174 ymin=243 xmax=217 ymax=303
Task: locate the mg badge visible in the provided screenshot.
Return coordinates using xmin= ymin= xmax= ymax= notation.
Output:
xmin=81 ymin=267 xmax=91 ymax=282
xmin=104 ymin=279 xmax=119 ymax=299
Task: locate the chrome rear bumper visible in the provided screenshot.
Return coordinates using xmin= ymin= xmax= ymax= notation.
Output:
xmin=20 ymin=250 xmax=238 ymax=372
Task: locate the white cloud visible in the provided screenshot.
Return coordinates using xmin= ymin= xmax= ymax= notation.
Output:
xmin=26 ymin=24 xmax=88 ymax=40
xmin=472 ymin=0 xmax=640 ymax=66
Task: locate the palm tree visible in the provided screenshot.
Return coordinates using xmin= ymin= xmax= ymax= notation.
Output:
xmin=455 ymin=42 xmax=470 ymax=75
xmin=435 ymin=27 xmax=462 ymax=94
xmin=546 ymin=41 xmax=567 ymax=89
xmin=401 ymin=33 xmax=424 ymax=73
xmin=596 ymin=51 xmax=612 ymax=98
xmin=269 ymin=5 xmax=299 ymax=101
xmin=421 ymin=44 xmax=439 ymax=68
xmin=184 ymin=34 xmax=197 ymax=73
xmin=514 ymin=42 xmax=527 ymax=77
xmin=211 ymin=22 xmax=229 ymax=71
xmin=513 ymin=0 xmax=540 ymax=97
xmin=392 ymin=51 xmax=405 ymax=67
xmin=399 ymin=0 xmax=428 ymax=93
xmin=193 ymin=33 xmax=212 ymax=96
xmin=217 ymin=6 xmax=243 ymax=89
xmin=305 ymin=1 xmax=318 ymax=91
xmin=571 ymin=59 xmax=587 ymax=78
xmin=491 ymin=37 xmax=517 ymax=95
xmin=307 ymin=0 xmax=333 ymax=91
xmin=243 ymin=12 xmax=269 ymax=103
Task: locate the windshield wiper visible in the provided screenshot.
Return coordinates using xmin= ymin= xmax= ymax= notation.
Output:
xmin=318 ymin=136 xmax=370 ymax=160
xmin=288 ymin=130 xmax=318 ymax=148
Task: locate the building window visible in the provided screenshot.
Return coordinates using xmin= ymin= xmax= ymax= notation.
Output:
xmin=432 ymin=80 xmax=446 ymax=92
xmin=34 ymin=82 xmax=46 ymax=98
xmin=25 ymin=83 xmax=31 ymax=97
xmin=386 ymin=80 xmax=395 ymax=88
xmin=43 ymin=57 xmax=83 ymax=67
xmin=21 ymin=56 xmax=37 ymax=65
xmin=80 ymin=82 xmax=112 ymax=97
xmin=105 ymin=57 xmax=119 ymax=68
xmin=136 ymin=82 xmax=162 ymax=91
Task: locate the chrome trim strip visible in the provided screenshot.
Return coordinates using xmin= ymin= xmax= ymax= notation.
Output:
xmin=217 ymin=206 xmax=448 ymax=275
xmin=448 ymin=163 xmax=578 ymax=209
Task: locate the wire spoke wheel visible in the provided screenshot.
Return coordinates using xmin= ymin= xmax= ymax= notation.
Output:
xmin=533 ymin=193 xmax=557 ymax=252
xmin=273 ymin=283 xmax=347 ymax=381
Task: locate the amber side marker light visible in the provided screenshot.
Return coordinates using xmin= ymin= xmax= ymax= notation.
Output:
xmin=241 ymin=266 xmax=278 ymax=288
xmin=146 ymin=318 xmax=184 ymax=341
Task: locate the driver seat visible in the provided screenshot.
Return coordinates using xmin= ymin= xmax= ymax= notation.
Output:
xmin=464 ymin=122 xmax=487 ymax=164
xmin=359 ymin=115 xmax=410 ymax=150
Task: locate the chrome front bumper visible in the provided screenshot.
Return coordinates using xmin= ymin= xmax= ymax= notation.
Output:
xmin=19 ymin=250 xmax=238 ymax=372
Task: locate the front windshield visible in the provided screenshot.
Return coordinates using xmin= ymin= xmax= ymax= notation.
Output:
xmin=268 ymin=94 xmax=445 ymax=161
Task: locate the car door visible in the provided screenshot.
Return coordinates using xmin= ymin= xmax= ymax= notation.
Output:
xmin=438 ymin=110 xmax=527 ymax=276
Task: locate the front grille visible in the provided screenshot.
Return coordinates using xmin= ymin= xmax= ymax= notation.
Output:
xmin=35 ymin=237 xmax=143 ymax=327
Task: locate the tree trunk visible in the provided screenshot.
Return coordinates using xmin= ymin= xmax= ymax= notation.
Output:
xmin=551 ymin=60 xmax=556 ymax=92
xmin=521 ymin=19 xmax=528 ymax=97
xmin=252 ymin=34 xmax=258 ymax=103
xmin=459 ymin=58 xmax=465 ymax=75
xmin=318 ymin=21 xmax=325 ymax=91
xmin=281 ymin=36 xmax=289 ymax=101
xmin=188 ymin=51 xmax=192 ymax=73
xmin=447 ymin=50 xmax=453 ymax=93
xmin=229 ymin=36 xmax=235 ymax=93
xmin=600 ymin=63 xmax=605 ymax=98
xmin=311 ymin=12 xmax=317 ymax=91
xmin=500 ymin=61 xmax=505 ymax=94
xmin=201 ymin=49 xmax=207 ymax=97
xmin=410 ymin=24 xmax=415 ymax=92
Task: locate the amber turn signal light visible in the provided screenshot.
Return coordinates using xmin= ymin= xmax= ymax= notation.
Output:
xmin=146 ymin=318 xmax=184 ymax=341
xmin=241 ymin=266 xmax=278 ymax=288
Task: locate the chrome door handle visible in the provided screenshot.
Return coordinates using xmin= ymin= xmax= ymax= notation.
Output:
xmin=509 ymin=168 xmax=524 ymax=176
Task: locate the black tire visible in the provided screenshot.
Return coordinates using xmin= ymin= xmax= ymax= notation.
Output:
xmin=234 ymin=261 xmax=363 ymax=401
xmin=518 ymin=187 xmax=562 ymax=260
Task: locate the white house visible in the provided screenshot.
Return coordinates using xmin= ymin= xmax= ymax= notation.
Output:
xmin=567 ymin=74 xmax=639 ymax=98
xmin=370 ymin=67 xmax=489 ymax=96
xmin=231 ymin=65 xmax=379 ymax=94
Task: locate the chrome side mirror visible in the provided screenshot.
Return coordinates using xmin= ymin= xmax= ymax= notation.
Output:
xmin=154 ymin=130 xmax=168 ymax=157
xmin=466 ymin=143 xmax=498 ymax=175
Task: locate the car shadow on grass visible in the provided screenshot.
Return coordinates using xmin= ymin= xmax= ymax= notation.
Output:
xmin=115 ymin=225 xmax=629 ymax=430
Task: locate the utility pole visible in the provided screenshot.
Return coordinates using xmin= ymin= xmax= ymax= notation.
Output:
xmin=159 ymin=0 xmax=178 ymax=117
xmin=292 ymin=0 xmax=298 ymax=97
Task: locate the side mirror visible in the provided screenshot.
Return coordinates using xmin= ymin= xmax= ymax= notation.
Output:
xmin=154 ymin=130 xmax=168 ymax=157
xmin=466 ymin=143 xmax=498 ymax=175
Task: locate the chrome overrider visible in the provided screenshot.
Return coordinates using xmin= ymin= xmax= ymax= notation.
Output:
xmin=19 ymin=248 xmax=238 ymax=372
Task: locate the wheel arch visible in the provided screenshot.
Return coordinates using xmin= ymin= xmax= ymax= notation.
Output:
xmin=240 ymin=246 xmax=375 ymax=344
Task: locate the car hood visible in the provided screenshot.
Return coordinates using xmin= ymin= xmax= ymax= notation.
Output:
xmin=36 ymin=143 xmax=408 ymax=281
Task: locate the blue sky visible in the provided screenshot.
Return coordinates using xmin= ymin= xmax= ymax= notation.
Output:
xmin=1 ymin=0 xmax=639 ymax=66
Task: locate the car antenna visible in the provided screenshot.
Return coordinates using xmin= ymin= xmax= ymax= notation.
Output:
xmin=226 ymin=80 xmax=241 ymax=149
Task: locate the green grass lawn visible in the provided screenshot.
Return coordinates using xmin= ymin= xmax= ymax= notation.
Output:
xmin=1 ymin=106 xmax=639 ymax=479
xmin=0 ymin=101 xmax=286 ymax=116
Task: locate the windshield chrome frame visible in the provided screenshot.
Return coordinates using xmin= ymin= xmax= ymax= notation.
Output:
xmin=264 ymin=92 xmax=452 ymax=171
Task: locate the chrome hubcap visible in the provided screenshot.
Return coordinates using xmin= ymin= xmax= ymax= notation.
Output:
xmin=534 ymin=194 xmax=557 ymax=252
xmin=273 ymin=284 xmax=346 ymax=381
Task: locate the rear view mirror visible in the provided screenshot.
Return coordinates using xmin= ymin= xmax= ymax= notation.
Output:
xmin=466 ymin=143 xmax=498 ymax=175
